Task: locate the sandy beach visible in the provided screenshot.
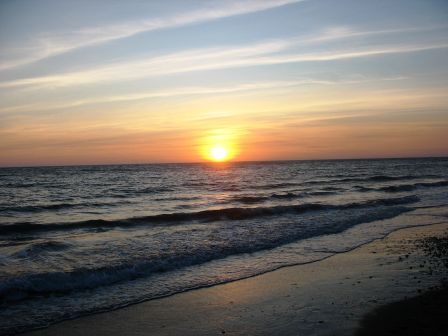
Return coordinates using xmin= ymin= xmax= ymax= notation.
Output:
xmin=21 ymin=221 xmax=448 ymax=336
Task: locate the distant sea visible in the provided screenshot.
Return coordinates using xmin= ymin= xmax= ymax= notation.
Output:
xmin=1 ymin=158 xmax=447 ymax=334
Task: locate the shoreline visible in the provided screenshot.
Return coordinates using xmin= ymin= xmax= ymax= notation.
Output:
xmin=20 ymin=221 xmax=448 ymax=336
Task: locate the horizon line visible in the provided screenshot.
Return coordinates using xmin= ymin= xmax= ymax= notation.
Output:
xmin=1 ymin=155 xmax=446 ymax=169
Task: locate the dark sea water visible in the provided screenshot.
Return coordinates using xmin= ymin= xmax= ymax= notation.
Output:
xmin=0 ymin=158 xmax=447 ymax=334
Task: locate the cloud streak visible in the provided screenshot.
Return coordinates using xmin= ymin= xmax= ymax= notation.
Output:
xmin=0 ymin=77 xmax=409 ymax=115
xmin=1 ymin=35 xmax=446 ymax=90
xmin=0 ymin=0 xmax=303 ymax=71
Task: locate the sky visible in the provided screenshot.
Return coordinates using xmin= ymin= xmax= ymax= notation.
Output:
xmin=0 ymin=0 xmax=447 ymax=166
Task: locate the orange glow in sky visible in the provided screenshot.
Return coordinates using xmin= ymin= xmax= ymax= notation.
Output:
xmin=199 ymin=128 xmax=240 ymax=163
xmin=0 ymin=1 xmax=447 ymax=167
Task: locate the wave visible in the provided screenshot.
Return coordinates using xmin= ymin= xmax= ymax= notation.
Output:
xmin=351 ymin=174 xmax=441 ymax=183
xmin=0 ymin=205 xmax=413 ymax=302
xmin=231 ymin=190 xmax=339 ymax=205
xmin=382 ymin=180 xmax=448 ymax=192
xmin=322 ymin=186 xmax=344 ymax=191
xmin=233 ymin=195 xmax=270 ymax=204
xmin=154 ymin=196 xmax=201 ymax=202
xmin=233 ymin=192 xmax=300 ymax=204
xmin=134 ymin=186 xmax=174 ymax=194
xmin=0 ymin=200 xmax=130 ymax=213
xmin=251 ymin=182 xmax=302 ymax=190
xmin=183 ymin=181 xmax=301 ymax=192
xmin=0 ymin=195 xmax=419 ymax=235
xmin=355 ymin=180 xmax=448 ymax=193
xmin=304 ymin=174 xmax=442 ymax=186
xmin=306 ymin=190 xmax=337 ymax=196
xmin=1 ymin=182 xmax=36 ymax=188
xmin=381 ymin=184 xmax=418 ymax=193
xmin=181 ymin=181 xmax=243 ymax=192
xmin=13 ymin=241 xmax=72 ymax=258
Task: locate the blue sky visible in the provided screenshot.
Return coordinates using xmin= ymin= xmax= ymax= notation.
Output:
xmin=0 ymin=0 xmax=447 ymax=166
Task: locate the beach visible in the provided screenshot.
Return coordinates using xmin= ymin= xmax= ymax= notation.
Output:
xmin=22 ymin=221 xmax=448 ymax=336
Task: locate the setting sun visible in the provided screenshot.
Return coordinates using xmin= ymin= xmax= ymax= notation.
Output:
xmin=199 ymin=128 xmax=240 ymax=162
xmin=210 ymin=145 xmax=229 ymax=162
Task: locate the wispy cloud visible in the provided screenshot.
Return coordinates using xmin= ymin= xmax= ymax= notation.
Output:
xmin=0 ymin=0 xmax=303 ymax=71
xmin=1 ymin=30 xmax=446 ymax=90
xmin=0 ymin=40 xmax=290 ymax=88
xmin=0 ymin=77 xmax=408 ymax=115
xmin=248 ymin=42 xmax=448 ymax=64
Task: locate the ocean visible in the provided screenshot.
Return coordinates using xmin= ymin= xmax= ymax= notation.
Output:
xmin=0 ymin=158 xmax=447 ymax=334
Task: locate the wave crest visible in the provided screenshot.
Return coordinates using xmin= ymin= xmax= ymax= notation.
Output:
xmin=0 ymin=195 xmax=419 ymax=235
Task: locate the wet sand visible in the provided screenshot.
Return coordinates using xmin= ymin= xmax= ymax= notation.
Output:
xmin=356 ymin=226 xmax=448 ymax=336
xmin=22 ymin=222 xmax=448 ymax=336
xmin=356 ymin=285 xmax=448 ymax=336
